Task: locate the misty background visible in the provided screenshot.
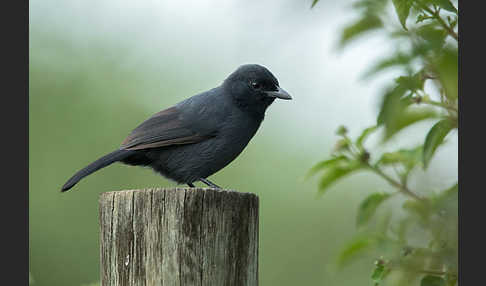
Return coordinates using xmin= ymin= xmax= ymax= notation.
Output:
xmin=29 ymin=0 xmax=457 ymax=285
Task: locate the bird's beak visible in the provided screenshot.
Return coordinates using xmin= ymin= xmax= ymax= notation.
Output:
xmin=265 ymin=86 xmax=292 ymax=100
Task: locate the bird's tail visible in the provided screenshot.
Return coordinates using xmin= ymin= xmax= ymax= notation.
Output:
xmin=61 ymin=149 xmax=135 ymax=192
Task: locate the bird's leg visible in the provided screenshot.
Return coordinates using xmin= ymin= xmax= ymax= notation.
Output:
xmin=187 ymin=182 xmax=195 ymax=188
xmin=199 ymin=178 xmax=222 ymax=189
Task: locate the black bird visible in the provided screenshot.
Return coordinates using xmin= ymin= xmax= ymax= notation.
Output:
xmin=61 ymin=64 xmax=292 ymax=192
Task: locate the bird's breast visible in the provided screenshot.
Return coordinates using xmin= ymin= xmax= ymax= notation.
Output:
xmin=211 ymin=111 xmax=262 ymax=161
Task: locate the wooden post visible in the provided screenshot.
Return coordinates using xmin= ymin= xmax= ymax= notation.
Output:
xmin=99 ymin=187 xmax=259 ymax=286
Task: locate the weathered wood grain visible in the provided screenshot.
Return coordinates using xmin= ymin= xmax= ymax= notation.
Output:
xmin=99 ymin=188 xmax=259 ymax=286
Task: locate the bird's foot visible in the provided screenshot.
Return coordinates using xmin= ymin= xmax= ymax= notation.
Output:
xmin=199 ymin=178 xmax=222 ymax=189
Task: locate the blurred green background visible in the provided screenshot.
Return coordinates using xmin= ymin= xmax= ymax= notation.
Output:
xmin=29 ymin=0 xmax=457 ymax=285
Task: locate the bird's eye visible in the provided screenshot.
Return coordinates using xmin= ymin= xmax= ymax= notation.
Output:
xmin=250 ymin=81 xmax=261 ymax=89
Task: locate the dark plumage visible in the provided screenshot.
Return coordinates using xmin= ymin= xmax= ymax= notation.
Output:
xmin=61 ymin=64 xmax=292 ymax=192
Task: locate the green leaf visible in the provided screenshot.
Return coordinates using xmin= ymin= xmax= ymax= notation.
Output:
xmin=340 ymin=16 xmax=383 ymax=47
xmin=377 ymin=145 xmax=423 ymax=170
xmin=396 ymin=70 xmax=426 ymax=92
xmin=430 ymin=0 xmax=458 ymax=13
xmin=380 ymin=101 xmax=438 ymax=140
xmin=311 ymin=0 xmax=320 ymax=8
xmin=363 ymin=52 xmax=413 ymax=79
xmin=442 ymin=182 xmax=458 ymax=197
xmin=438 ymin=0 xmax=457 ymax=13
xmin=415 ymin=23 xmax=448 ymax=51
xmin=377 ymin=86 xmax=407 ymax=126
xmin=433 ymin=47 xmax=458 ymax=100
xmin=393 ymin=109 xmax=438 ymax=137
xmin=391 ymin=0 xmax=413 ymax=30
xmin=432 ymin=183 xmax=458 ymax=217
xmin=306 ymin=155 xmax=348 ymax=178
xmin=356 ymin=193 xmax=391 ymax=227
xmin=421 ymin=275 xmax=446 ymax=286
xmin=356 ymin=126 xmax=378 ymax=148
xmin=403 ymin=199 xmax=431 ymax=221
xmin=423 ymin=119 xmax=456 ymax=168
xmin=371 ymin=263 xmax=385 ymax=281
xmin=337 ymin=236 xmax=375 ymax=267
xmin=318 ymin=160 xmax=362 ymax=195
xmin=377 ymin=85 xmax=439 ymax=139
xmin=395 ymin=76 xmax=423 ymax=95
xmin=432 ymin=182 xmax=458 ymax=204
xmin=352 ymin=0 xmax=388 ymax=15
xmin=371 ymin=261 xmax=390 ymax=285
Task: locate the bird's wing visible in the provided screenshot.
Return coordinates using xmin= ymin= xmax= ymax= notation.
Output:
xmin=120 ymin=106 xmax=216 ymax=151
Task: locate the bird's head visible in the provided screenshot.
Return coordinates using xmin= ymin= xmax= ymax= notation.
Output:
xmin=223 ymin=64 xmax=292 ymax=114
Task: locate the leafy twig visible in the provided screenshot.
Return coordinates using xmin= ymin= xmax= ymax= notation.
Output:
xmin=416 ymin=2 xmax=458 ymax=41
xmin=365 ymin=163 xmax=424 ymax=201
